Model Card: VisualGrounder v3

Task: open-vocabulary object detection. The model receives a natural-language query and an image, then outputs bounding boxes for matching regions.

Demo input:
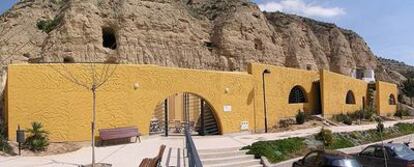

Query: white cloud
[258,0,345,18]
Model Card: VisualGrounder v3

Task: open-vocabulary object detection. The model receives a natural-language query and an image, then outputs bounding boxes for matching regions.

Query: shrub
[296,111,306,125]
[333,113,352,125]
[348,108,376,120]
[24,122,49,152]
[315,128,333,146]
[279,118,295,128]
[0,121,12,153]
[333,113,347,122]
[343,116,353,125]
[394,109,409,119]
[242,137,305,163]
[36,16,62,33]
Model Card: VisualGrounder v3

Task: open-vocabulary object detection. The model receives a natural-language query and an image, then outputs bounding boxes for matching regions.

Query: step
[205,127,218,132]
[199,150,247,159]
[163,147,183,167]
[203,159,261,167]
[202,155,255,165]
[198,147,242,153]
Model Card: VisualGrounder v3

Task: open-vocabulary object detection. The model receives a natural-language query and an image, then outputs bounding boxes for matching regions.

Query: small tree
[48,24,120,167]
[402,78,414,106]
[24,122,49,152]
[315,128,333,147]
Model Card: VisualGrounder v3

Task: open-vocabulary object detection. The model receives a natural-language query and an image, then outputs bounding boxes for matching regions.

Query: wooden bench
[139,145,166,167]
[99,127,141,145]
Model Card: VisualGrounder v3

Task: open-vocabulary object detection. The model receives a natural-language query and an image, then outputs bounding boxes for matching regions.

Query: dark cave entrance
[102,27,117,50]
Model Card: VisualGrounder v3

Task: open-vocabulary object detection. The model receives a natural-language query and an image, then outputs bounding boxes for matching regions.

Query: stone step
[198,147,242,154]
[163,147,183,167]
[202,154,255,165]
[203,159,262,167]
[199,150,248,159]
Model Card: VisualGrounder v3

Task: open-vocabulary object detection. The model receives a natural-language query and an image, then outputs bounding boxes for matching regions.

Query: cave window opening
[102,27,117,50]
[63,56,75,63]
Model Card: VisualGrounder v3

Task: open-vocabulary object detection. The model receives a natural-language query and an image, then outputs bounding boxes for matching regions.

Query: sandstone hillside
[0,0,406,84]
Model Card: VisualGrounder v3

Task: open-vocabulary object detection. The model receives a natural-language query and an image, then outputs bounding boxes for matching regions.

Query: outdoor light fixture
[16,125,25,156]
[133,82,140,89]
[225,88,230,94]
[262,69,271,133]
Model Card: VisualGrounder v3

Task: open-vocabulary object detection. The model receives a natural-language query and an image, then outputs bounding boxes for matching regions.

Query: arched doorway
[149,93,220,136]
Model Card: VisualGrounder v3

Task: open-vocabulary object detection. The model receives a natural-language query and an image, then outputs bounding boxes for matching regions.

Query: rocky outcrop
[377,56,414,83]
[0,0,396,79]
[0,0,60,63]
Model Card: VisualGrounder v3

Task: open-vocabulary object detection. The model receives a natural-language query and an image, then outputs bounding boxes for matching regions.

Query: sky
[1,0,413,65]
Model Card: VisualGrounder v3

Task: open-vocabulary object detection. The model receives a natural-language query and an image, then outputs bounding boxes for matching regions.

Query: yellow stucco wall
[376,81,398,116]
[6,63,399,142]
[321,70,368,118]
[7,64,255,142]
[248,63,321,130]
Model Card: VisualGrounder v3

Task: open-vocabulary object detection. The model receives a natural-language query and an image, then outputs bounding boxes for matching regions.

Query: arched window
[389,94,396,105]
[289,86,307,103]
[346,90,356,104]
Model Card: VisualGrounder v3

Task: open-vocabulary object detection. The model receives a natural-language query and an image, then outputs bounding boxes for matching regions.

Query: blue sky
[1,0,413,65]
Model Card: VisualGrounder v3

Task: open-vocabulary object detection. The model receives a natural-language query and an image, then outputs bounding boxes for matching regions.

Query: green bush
[36,16,61,33]
[333,113,347,122]
[24,122,49,152]
[343,116,353,125]
[242,137,305,163]
[348,108,376,120]
[0,121,12,153]
[333,113,352,125]
[296,111,305,125]
[394,109,409,118]
[315,128,333,146]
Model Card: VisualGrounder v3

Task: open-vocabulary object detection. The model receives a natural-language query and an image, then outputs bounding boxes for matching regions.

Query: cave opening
[63,56,75,63]
[102,27,117,50]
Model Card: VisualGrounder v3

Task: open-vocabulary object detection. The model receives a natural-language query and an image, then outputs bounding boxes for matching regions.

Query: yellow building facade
[5,63,398,142]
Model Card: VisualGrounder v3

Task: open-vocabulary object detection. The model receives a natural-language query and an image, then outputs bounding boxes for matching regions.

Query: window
[102,27,117,50]
[389,94,396,105]
[374,147,386,158]
[303,152,320,165]
[289,85,307,103]
[346,90,356,104]
[360,146,376,157]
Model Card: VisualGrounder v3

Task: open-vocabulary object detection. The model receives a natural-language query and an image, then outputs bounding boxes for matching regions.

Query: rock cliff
[0,0,401,81]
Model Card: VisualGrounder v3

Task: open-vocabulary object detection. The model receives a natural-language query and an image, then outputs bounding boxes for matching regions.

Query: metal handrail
[185,123,203,167]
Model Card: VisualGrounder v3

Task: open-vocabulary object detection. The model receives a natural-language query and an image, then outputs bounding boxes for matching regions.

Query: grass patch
[243,123,414,164]
[242,137,305,163]
[328,135,355,149]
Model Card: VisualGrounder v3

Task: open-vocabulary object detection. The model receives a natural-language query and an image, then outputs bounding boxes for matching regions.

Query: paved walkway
[1,119,413,167]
